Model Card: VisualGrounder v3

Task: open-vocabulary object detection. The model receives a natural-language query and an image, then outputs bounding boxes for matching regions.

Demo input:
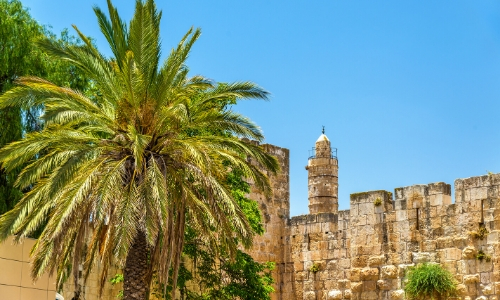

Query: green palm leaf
[0,0,278,299]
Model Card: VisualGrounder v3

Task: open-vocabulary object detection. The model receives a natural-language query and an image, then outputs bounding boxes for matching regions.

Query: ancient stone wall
[267,173,500,300]
[243,139,500,299]
[289,212,348,300]
[246,143,291,300]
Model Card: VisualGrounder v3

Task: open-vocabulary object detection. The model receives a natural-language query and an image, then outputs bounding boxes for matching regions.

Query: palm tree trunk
[123,231,150,300]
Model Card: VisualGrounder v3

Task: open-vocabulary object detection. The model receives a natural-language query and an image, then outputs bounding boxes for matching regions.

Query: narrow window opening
[481,199,485,223]
[416,208,420,230]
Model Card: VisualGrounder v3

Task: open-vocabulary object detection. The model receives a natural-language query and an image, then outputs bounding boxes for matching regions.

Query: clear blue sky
[21,0,500,217]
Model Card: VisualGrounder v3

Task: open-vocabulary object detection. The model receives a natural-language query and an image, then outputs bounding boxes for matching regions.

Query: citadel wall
[245,143,293,300]
[283,176,500,300]
[248,138,500,300]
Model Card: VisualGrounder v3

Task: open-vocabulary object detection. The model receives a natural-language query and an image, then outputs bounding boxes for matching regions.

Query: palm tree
[0,1,279,299]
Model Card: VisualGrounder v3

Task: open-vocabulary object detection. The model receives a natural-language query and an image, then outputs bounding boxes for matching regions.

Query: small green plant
[470,225,489,240]
[404,263,457,300]
[374,197,382,206]
[476,250,491,262]
[309,263,321,273]
[109,273,124,298]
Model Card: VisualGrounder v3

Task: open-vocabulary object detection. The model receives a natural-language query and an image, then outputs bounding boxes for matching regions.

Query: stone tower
[306,129,338,214]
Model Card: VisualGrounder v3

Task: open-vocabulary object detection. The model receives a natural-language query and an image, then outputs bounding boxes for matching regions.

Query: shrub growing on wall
[404,263,457,300]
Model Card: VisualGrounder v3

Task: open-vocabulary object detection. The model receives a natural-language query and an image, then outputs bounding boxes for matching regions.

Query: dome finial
[322,125,325,134]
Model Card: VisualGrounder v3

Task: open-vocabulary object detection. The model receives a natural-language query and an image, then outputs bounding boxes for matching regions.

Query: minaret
[306,127,339,214]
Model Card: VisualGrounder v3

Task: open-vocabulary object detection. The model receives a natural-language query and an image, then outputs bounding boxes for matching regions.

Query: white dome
[316,133,329,142]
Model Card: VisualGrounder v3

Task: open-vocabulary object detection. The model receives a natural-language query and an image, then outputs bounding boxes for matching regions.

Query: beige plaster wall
[0,236,57,300]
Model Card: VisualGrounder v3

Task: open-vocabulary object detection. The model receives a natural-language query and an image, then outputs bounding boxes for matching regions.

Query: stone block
[470,187,488,200]
[422,241,437,252]
[360,268,379,281]
[482,284,494,295]
[362,280,377,291]
[303,291,316,300]
[398,264,413,278]
[487,231,499,244]
[463,274,480,284]
[303,280,314,291]
[339,259,351,269]
[480,272,491,283]
[436,237,453,249]
[295,261,304,271]
[359,202,375,215]
[351,282,363,292]
[368,255,385,267]
[452,236,467,248]
[395,210,407,221]
[456,284,467,296]
[338,279,350,289]
[343,289,352,299]
[445,248,462,260]
[326,260,337,270]
[314,280,324,290]
[492,271,500,282]
[327,290,342,300]
[459,259,476,274]
[351,256,368,268]
[381,265,398,279]
[478,260,493,273]
[389,290,405,300]
[430,217,442,229]
[350,268,361,282]
[377,279,391,290]
[324,279,339,290]
[296,271,306,281]
[366,214,377,225]
[412,252,431,264]
[360,291,378,300]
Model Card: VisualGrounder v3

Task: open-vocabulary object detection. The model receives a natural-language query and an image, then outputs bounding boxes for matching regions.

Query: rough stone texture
[246,143,292,300]
[246,136,500,300]
[328,290,343,299]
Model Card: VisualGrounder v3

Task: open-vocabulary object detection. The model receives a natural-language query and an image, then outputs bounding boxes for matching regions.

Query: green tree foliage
[170,246,275,300]
[167,167,272,300]
[404,263,457,300]
[225,165,264,235]
[0,1,278,300]
[0,0,91,215]
[0,0,37,215]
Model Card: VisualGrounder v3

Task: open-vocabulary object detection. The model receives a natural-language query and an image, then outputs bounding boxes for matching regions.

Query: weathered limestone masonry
[245,143,292,300]
[248,133,500,300]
